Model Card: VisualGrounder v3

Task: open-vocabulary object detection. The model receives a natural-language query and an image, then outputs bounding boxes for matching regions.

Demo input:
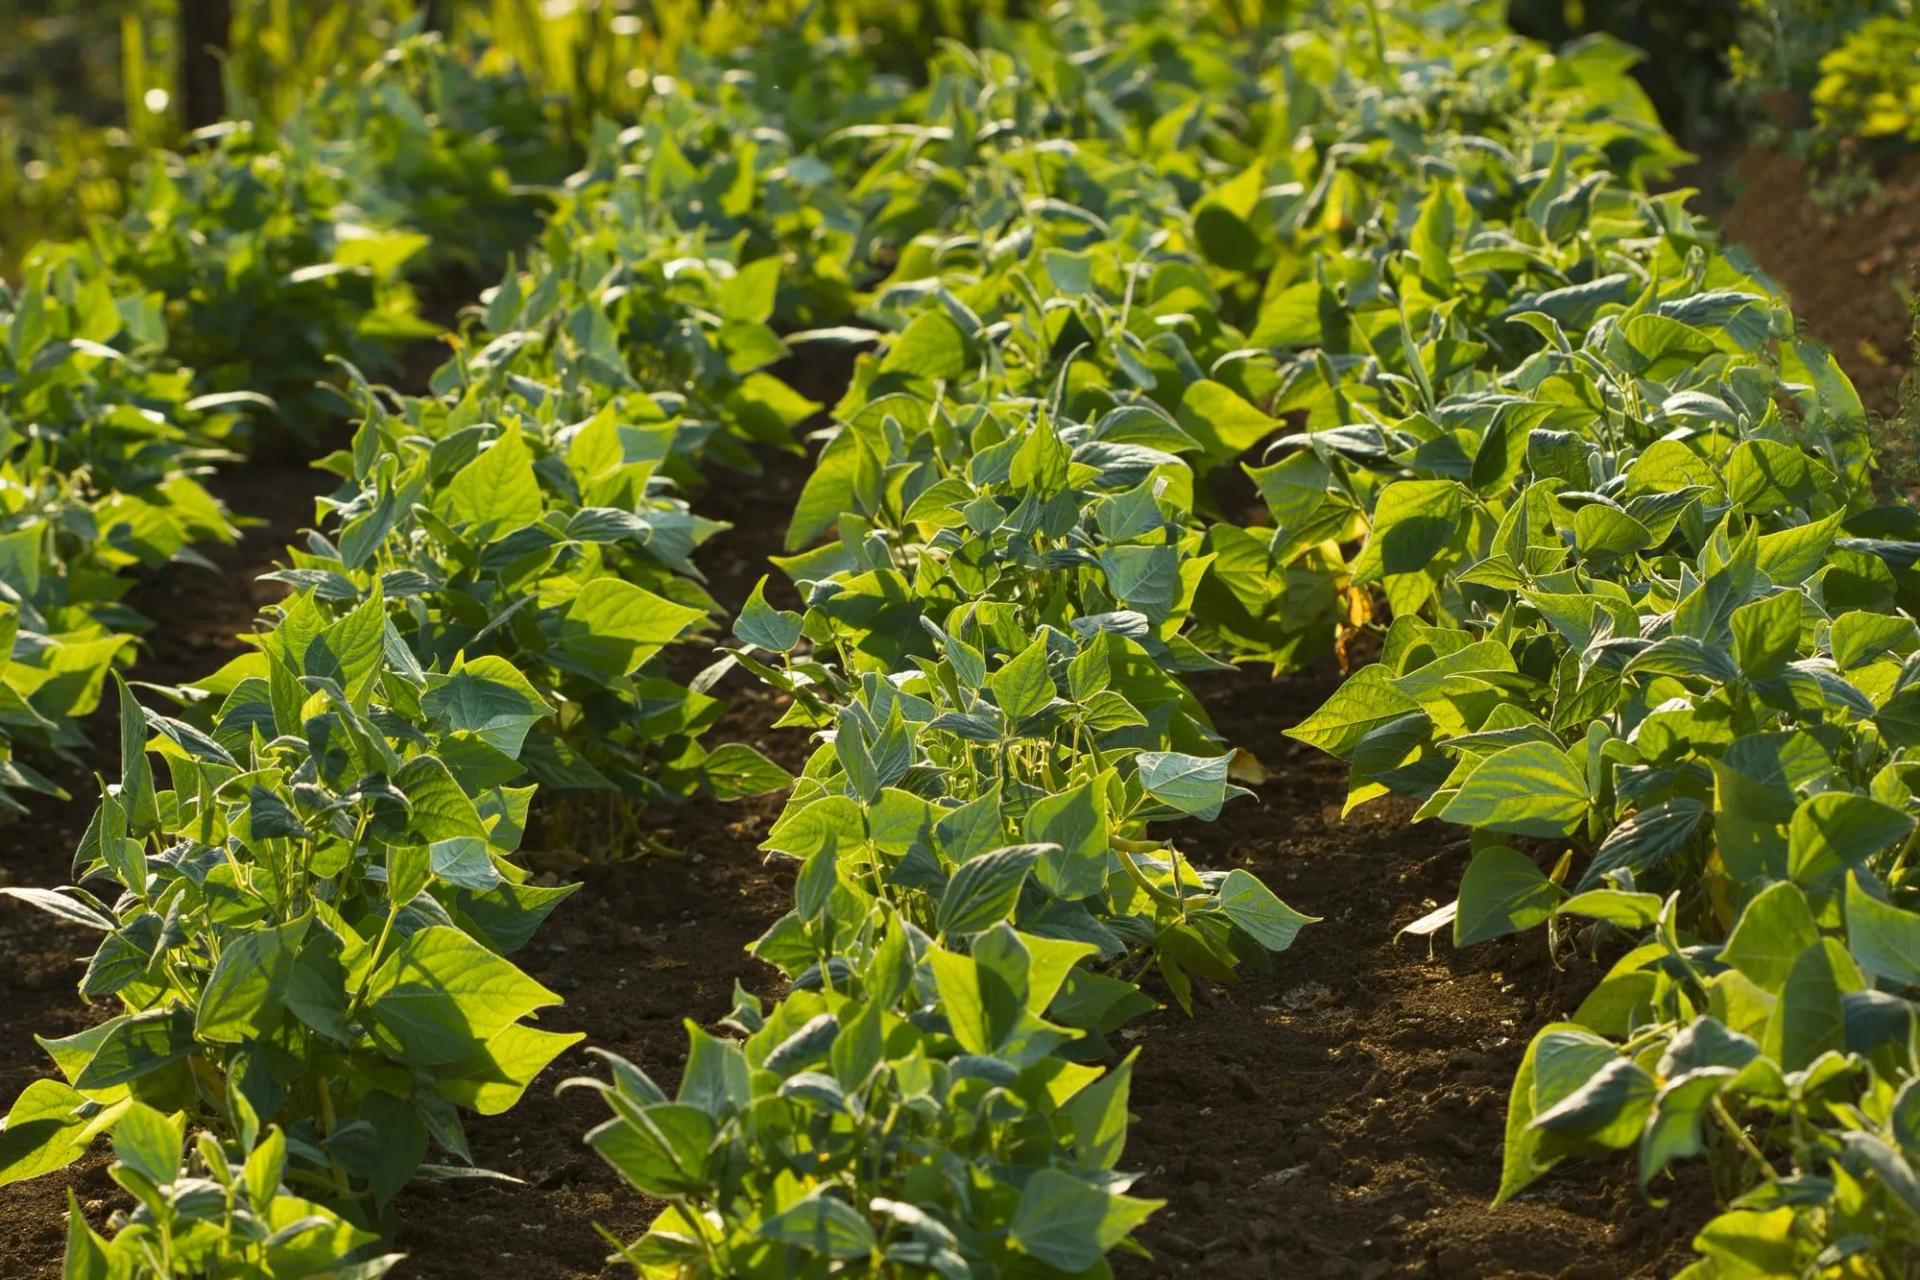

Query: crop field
[2,1,1920,1277]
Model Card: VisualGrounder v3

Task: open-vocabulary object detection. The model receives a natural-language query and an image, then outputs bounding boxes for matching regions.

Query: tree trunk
[179,0,233,129]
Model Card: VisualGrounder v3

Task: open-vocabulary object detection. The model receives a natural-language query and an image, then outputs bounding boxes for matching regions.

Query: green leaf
[1137,751,1234,820]
[1043,248,1094,296]
[67,1008,197,1090]
[1571,503,1651,561]
[1351,480,1464,585]
[447,424,543,531]
[0,886,115,932]
[1725,438,1832,514]
[1440,741,1589,838]
[701,743,793,800]
[935,788,1004,863]
[879,311,967,380]
[114,676,157,835]
[365,926,560,1067]
[1530,1056,1656,1148]
[1495,1024,1608,1204]
[110,1102,182,1187]
[1215,869,1316,951]
[989,634,1054,724]
[1009,423,1070,496]
[248,784,304,840]
[1691,1208,1800,1275]
[559,579,706,679]
[834,710,882,803]
[388,842,431,906]
[0,1080,95,1186]
[759,1189,878,1260]
[1722,881,1819,993]
[1832,610,1916,669]
[1454,846,1562,946]
[1024,782,1107,902]
[429,837,503,892]
[1287,666,1421,759]
[1062,1050,1138,1170]
[328,582,388,712]
[1578,798,1704,891]
[1009,1169,1159,1272]
[1638,1069,1734,1191]
[437,1022,582,1116]
[1756,512,1842,584]
[62,1190,109,1278]
[928,945,1015,1056]
[936,844,1043,937]
[1177,380,1279,460]
[1846,872,1920,987]
[395,754,489,843]
[1556,889,1663,930]
[678,1024,752,1119]
[586,1101,714,1197]
[1730,590,1801,679]
[1787,791,1915,892]
[1765,938,1853,1071]
[197,915,311,1044]
[421,656,553,757]
[715,255,781,324]
[734,576,804,652]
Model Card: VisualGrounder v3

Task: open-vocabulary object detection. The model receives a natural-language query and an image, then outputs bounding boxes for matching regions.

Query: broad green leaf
[734,576,804,652]
[197,915,311,1044]
[1730,590,1801,678]
[879,311,967,380]
[0,1080,94,1186]
[1177,380,1279,460]
[1286,667,1422,759]
[1530,1056,1656,1148]
[1787,791,1914,891]
[66,1008,197,1090]
[1638,1069,1734,1189]
[586,1101,714,1197]
[1722,881,1820,993]
[1062,1050,1138,1170]
[1846,872,1920,987]
[421,656,553,756]
[447,424,543,531]
[760,1190,878,1260]
[1764,938,1854,1071]
[365,926,560,1067]
[702,743,793,800]
[429,837,503,891]
[1009,1169,1159,1272]
[989,635,1054,724]
[1024,782,1107,902]
[1137,751,1234,820]
[560,579,706,679]
[1440,741,1588,838]
[110,1102,183,1187]
[1454,846,1561,946]
[1215,869,1315,951]
[1725,438,1832,514]
[437,1023,582,1116]
[936,844,1043,937]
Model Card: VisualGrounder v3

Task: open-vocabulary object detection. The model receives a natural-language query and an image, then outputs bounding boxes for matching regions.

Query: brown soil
[3,149,1904,1280]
